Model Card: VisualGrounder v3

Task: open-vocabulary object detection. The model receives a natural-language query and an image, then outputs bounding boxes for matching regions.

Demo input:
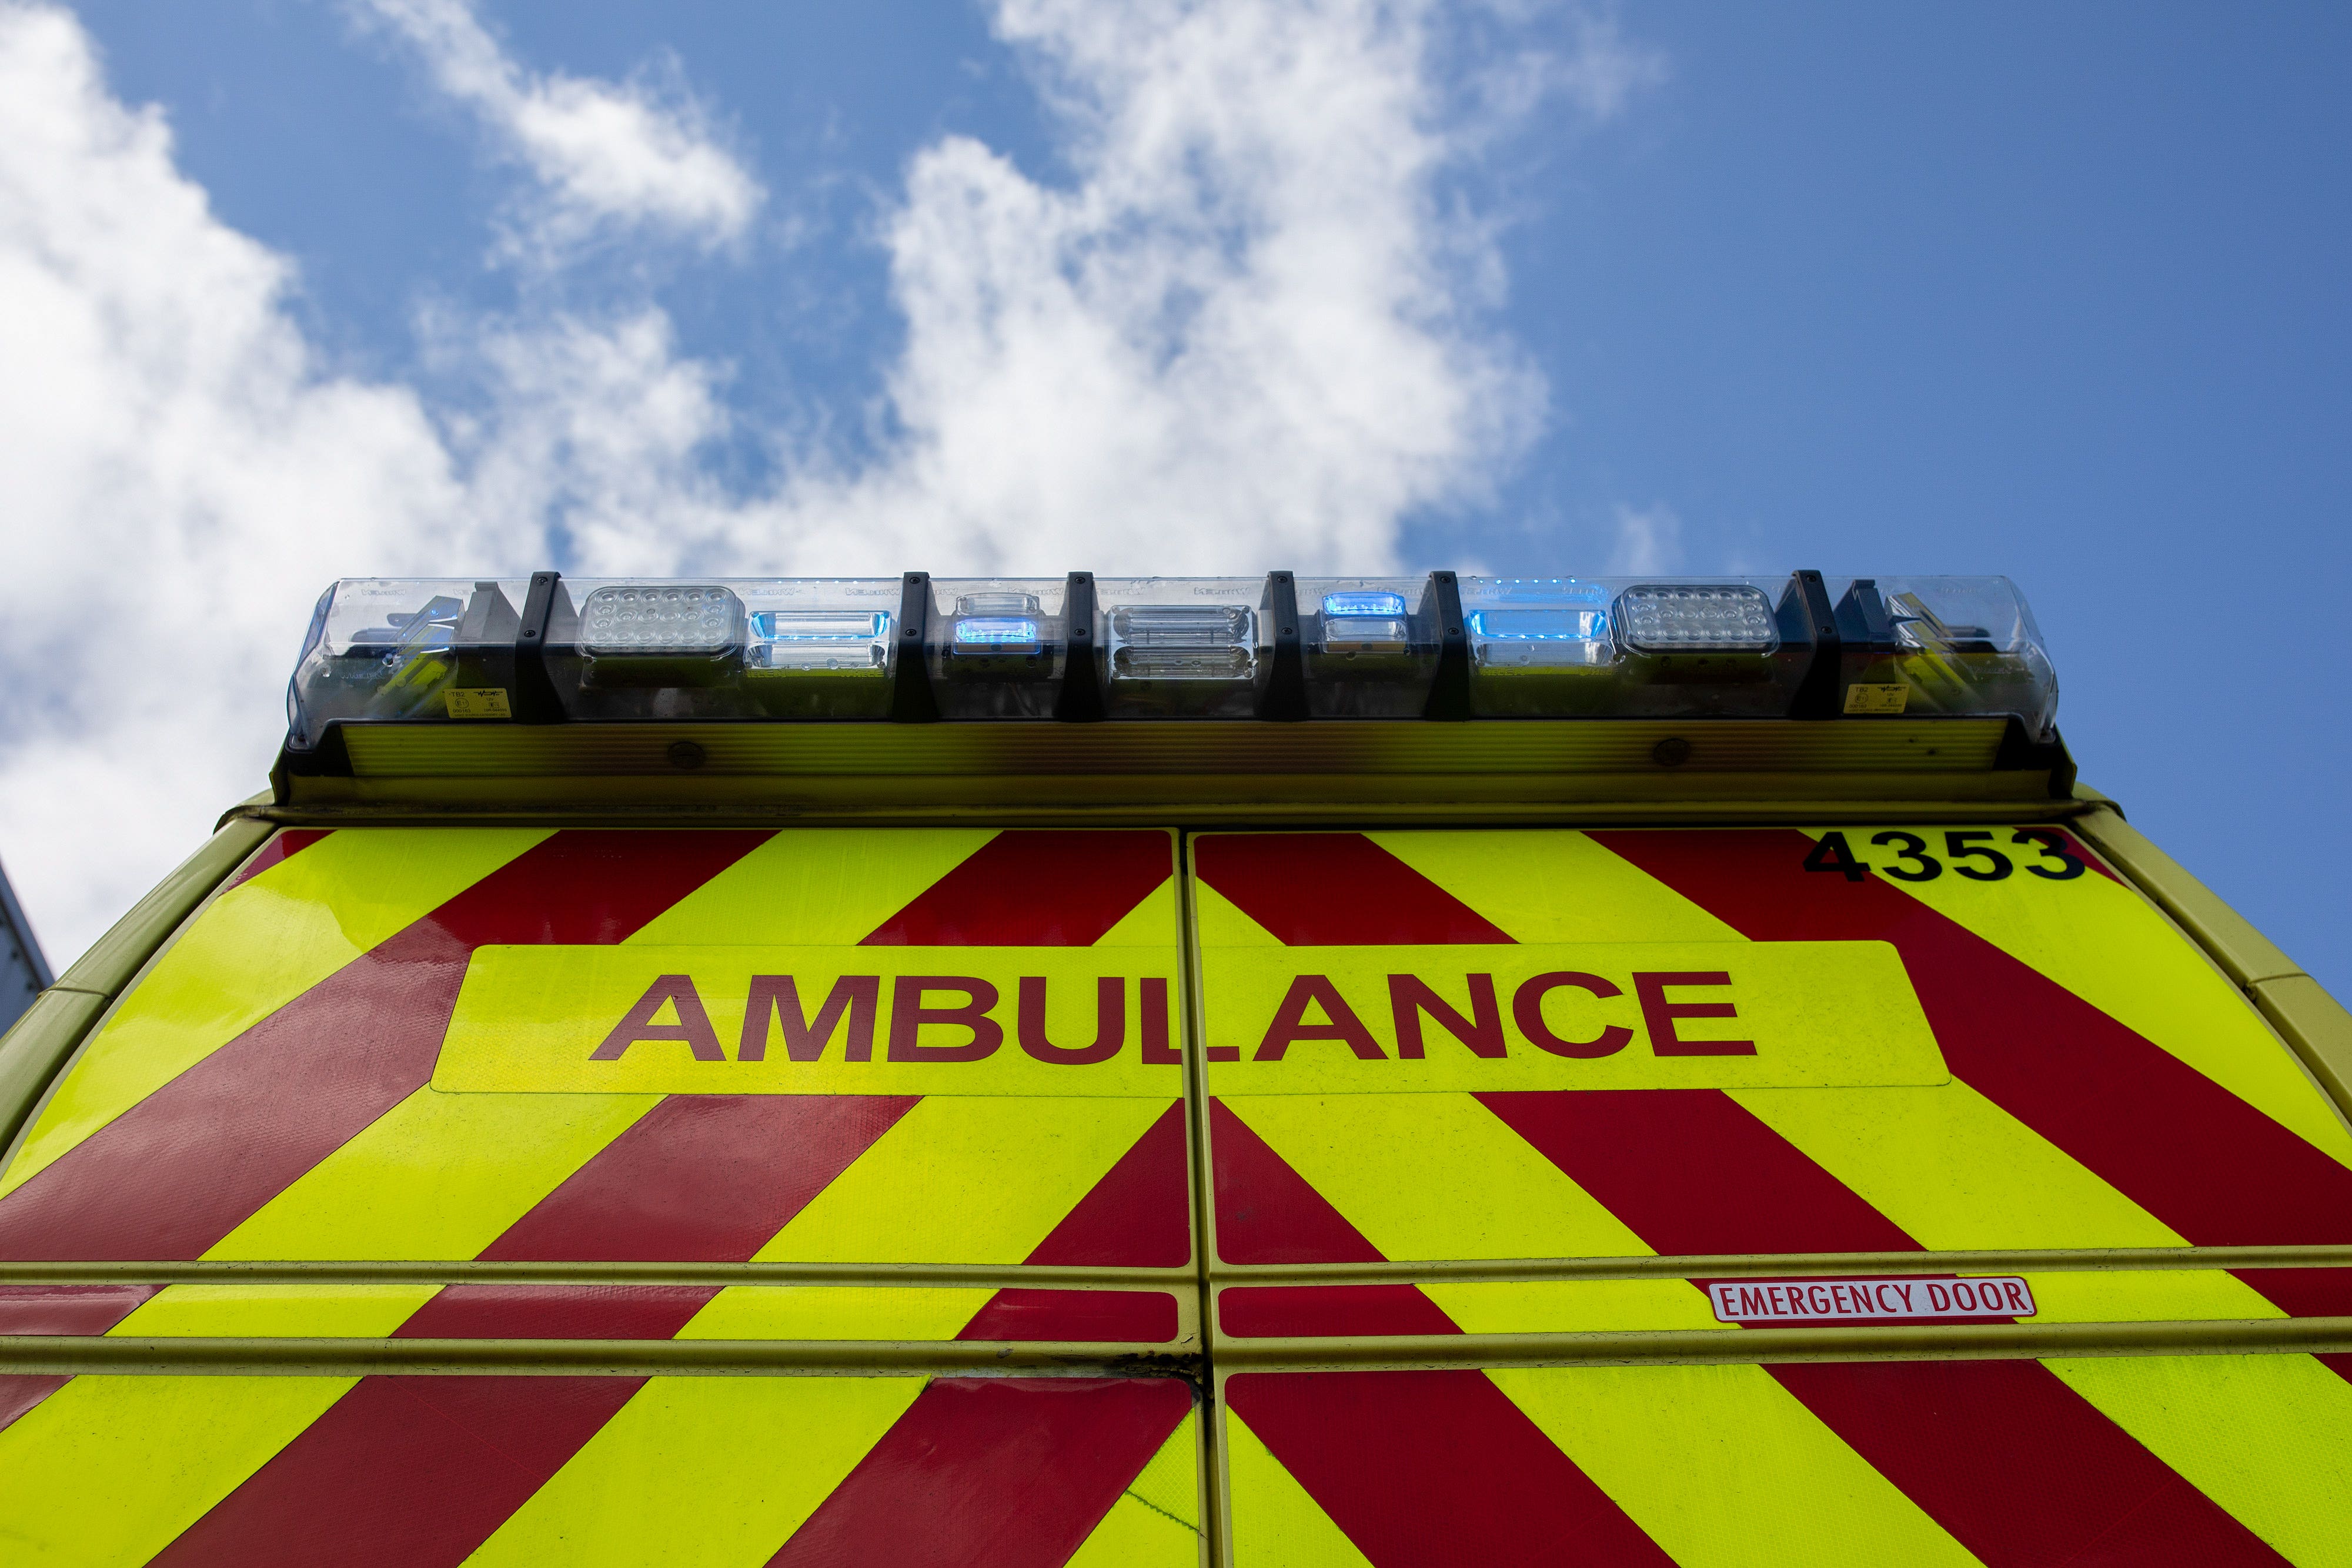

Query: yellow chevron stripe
[0,1375,358,1563]
[109,1283,439,1338]
[1491,1363,1984,1567]
[2024,1269,2284,1324]
[1825,828,2352,1171]
[1,828,549,1201]
[1191,879,1282,948]
[1065,1410,1202,1567]
[1373,829,1743,944]
[1222,1092,1652,1261]
[1422,1278,1730,1335]
[1730,1081,2186,1249]
[460,1375,926,1567]
[1223,1406,1375,1568]
[677,1286,991,1342]
[753,1095,1173,1265]
[2046,1353,2352,1567]
[1094,875,1185,948]
[624,828,995,946]
[205,1088,658,1261]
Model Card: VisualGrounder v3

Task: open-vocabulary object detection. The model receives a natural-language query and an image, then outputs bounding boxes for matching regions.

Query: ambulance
[1,569,2347,1565]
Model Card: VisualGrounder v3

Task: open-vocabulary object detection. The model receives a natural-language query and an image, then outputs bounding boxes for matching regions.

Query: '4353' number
[1803,829,2086,884]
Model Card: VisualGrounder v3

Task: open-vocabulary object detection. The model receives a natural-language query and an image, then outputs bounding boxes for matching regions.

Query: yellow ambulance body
[1,569,2347,1564]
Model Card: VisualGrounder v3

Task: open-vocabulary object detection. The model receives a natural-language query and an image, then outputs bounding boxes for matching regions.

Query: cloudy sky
[2,1,2347,991]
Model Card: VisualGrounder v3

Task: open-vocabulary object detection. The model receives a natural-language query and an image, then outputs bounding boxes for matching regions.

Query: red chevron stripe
[0,831,769,1263]
[862,831,1173,945]
[148,1375,645,1568]
[955,1289,1180,1343]
[2232,1268,2352,1385]
[767,1376,1193,1568]
[0,1375,66,1436]
[0,1283,157,1334]
[1590,828,2352,1247]
[1220,1285,1458,1338]
[1019,1098,1190,1268]
[225,828,332,891]
[0,1286,153,1432]
[1478,1088,1922,1256]
[1228,1369,1672,1567]
[1211,1098,1384,1266]
[1770,1359,2288,1567]
[480,1094,919,1263]
[1192,834,1512,944]
[393,1285,719,1340]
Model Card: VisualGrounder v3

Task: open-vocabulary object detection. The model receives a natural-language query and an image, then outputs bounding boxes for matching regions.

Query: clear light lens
[1469,609,1608,642]
[1322,590,1406,617]
[1887,593,1997,653]
[347,594,462,660]
[954,616,1041,648]
[1108,605,1255,680]
[1615,584,1778,653]
[747,611,890,672]
[582,585,741,654]
[957,591,1041,617]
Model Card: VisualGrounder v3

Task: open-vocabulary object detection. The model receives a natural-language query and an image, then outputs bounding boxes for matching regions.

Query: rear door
[1193,825,2352,1565]
[0,825,1207,1565]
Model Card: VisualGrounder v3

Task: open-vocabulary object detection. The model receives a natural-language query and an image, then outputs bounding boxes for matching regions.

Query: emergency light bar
[283,570,2058,747]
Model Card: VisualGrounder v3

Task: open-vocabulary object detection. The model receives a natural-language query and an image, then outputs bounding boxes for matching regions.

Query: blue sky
[3,1,2347,993]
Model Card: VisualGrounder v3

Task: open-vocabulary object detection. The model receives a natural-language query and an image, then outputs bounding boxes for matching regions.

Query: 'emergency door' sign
[1706,1275,2036,1326]
[1199,941,1947,1092]
[436,946,1183,1096]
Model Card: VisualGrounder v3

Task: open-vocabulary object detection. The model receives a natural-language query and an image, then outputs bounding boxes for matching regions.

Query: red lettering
[1738,1286,1768,1317]
[1875,1284,1900,1313]
[740,975,879,1062]
[1952,1282,1979,1312]
[592,975,724,1062]
[1633,971,1755,1057]
[1017,977,1125,1065]
[1807,1285,1832,1315]
[1829,1285,1852,1314]
[1767,1286,1788,1315]
[1511,972,1633,1059]
[1388,974,1506,1059]
[1894,1283,1914,1310]
[1140,978,1180,1065]
[1926,1283,1952,1311]
[2002,1282,2029,1313]
[1256,976,1384,1061]
[888,977,1003,1062]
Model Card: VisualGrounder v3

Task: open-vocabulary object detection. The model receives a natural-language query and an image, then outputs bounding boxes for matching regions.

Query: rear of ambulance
[0,569,2346,1566]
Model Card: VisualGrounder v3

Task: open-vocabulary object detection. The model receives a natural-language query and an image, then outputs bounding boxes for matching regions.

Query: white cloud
[0,2,507,970]
[1607,502,1683,574]
[0,0,1653,967]
[352,0,763,253]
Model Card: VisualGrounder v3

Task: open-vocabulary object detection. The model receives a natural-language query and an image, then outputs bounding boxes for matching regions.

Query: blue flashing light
[1322,590,1407,617]
[954,616,1042,647]
[1469,609,1609,643]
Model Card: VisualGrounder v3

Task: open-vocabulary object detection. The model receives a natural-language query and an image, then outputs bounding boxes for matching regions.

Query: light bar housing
[285,570,2058,746]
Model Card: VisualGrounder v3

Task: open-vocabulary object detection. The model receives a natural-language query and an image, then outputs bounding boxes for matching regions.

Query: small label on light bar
[1706,1276,2034,1326]
[1843,683,1910,714]
[444,687,512,720]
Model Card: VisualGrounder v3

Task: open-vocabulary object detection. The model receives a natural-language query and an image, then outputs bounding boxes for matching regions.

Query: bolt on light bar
[284,570,2057,744]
